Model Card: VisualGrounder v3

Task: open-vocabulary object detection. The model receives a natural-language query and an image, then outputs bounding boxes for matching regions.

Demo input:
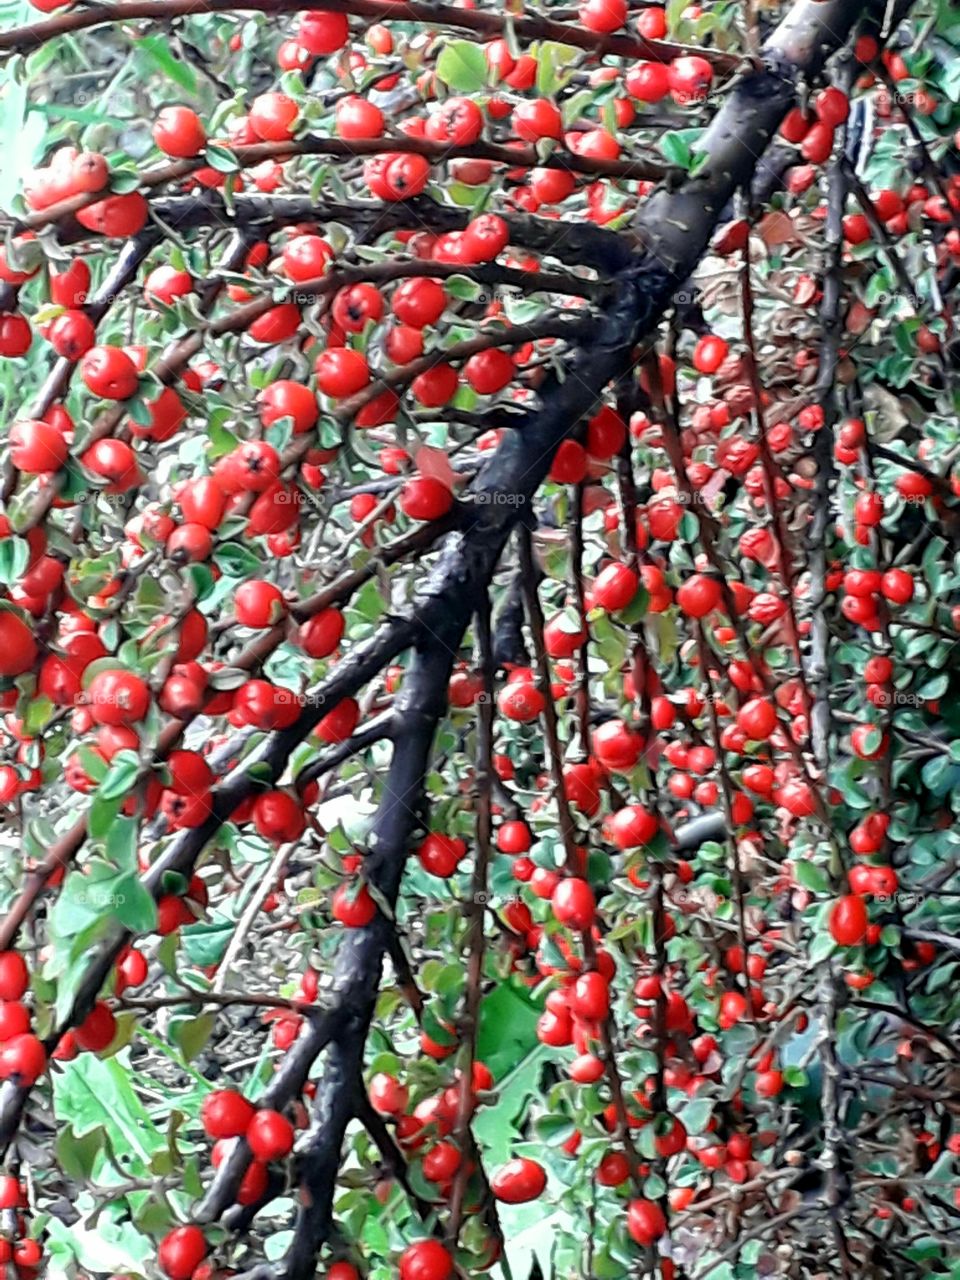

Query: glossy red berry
[627,1198,667,1245]
[247,1109,295,1161]
[249,93,299,141]
[332,882,377,927]
[75,1000,116,1052]
[829,894,869,946]
[154,105,206,157]
[692,334,729,374]
[158,1226,208,1280]
[399,476,454,521]
[491,1156,547,1203]
[551,877,595,930]
[81,345,139,400]
[398,1240,453,1280]
[315,348,370,398]
[0,1033,46,1085]
[0,953,29,1002]
[235,580,286,628]
[593,562,639,611]
[676,574,722,618]
[201,1089,256,1139]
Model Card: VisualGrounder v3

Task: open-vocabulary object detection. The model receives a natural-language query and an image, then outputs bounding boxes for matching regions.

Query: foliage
[0,0,958,1279]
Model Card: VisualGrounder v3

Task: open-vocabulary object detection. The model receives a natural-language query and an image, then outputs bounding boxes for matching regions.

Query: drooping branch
[0,0,741,69]
[0,3,898,1271]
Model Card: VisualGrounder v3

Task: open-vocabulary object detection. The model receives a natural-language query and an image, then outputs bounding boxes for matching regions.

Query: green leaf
[205,142,241,173]
[126,395,154,427]
[0,535,29,586]
[794,859,831,894]
[658,128,704,169]
[476,980,542,1078]
[23,693,54,735]
[105,816,139,871]
[182,919,234,967]
[435,41,488,93]
[99,751,141,802]
[53,1051,168,1175]
[56,1125,106,1181]
[111,873,157,934]
[137,34,197,92]
[535,42,579,96]
[473,1042,554,1166]
[89,793,123,840]
[214,542,263,578]
[679,1096,714,1135]
[172,1013,215,1060]
[615,587,650,626]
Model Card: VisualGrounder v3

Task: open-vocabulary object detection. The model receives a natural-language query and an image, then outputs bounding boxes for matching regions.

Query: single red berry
[247,1109,295,1161]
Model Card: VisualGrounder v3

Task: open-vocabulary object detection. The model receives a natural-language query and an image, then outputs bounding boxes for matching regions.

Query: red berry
[0,1033,46,1085]
[332,882,377,927]
[0,612,37,677]
[315,348,370,398]
[158,1226,207,1280]
[579,0,627,33]
[0,953,29,1002]
[627,1198,666,1245]
[398,1240,453,1280]
[491,1156,547,1203]
[815,86,849,127]
[464,348,514,395]
[692,334,729,374]
[201,1089,256,1139]
[392,278,446,328]
[235,580,286,628]
[247,1109,295,1161]
[259,380,318,434]
[496,821,532,854]
[626,61,670,103]
[569,970,610,1021]
[153,106,206,158]
[399,476,454,521]
[551,877,595,930]
[369,1072,409,1116]
[418,832,466,877]
[426,96,484,145]
[249,93,299,141]
[608,804,658,850]
[593,562,639,612]
[880,568,914,605]
[676,574,722,618]
[75,1000,116,1052]
[87,668,151,727]
[336,95,385,139]
[283,234,333,282]
[668,55,712,104]
[829,894,869,946]
[736,697,777,741]
[81,345,139,400]
[298,9,349,53]
[497,680,544,723]
[512,100,562,143]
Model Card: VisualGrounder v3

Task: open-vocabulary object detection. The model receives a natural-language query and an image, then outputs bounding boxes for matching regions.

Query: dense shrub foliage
[0,0,958,1277]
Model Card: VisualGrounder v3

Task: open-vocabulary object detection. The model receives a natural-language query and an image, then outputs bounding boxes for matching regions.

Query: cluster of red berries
[0,1175,42,1279]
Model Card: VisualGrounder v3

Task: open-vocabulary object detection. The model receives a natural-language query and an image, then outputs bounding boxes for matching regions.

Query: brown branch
[446,598,501,1249]
[0,0,741,70]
